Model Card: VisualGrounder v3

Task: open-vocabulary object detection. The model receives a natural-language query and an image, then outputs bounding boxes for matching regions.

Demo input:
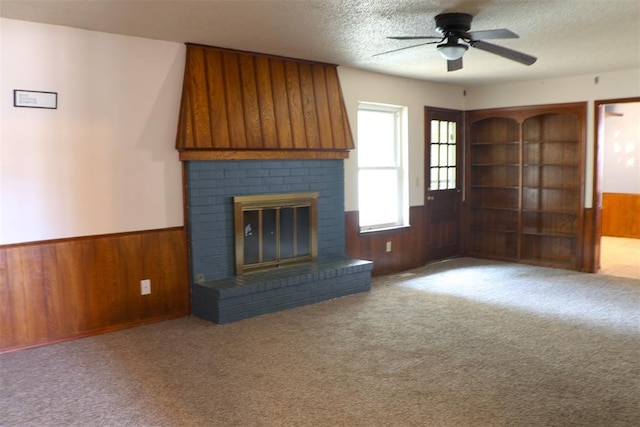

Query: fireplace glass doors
[234,193,318,274]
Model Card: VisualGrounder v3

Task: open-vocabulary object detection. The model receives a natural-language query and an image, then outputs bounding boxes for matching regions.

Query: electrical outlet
[140,279,151,295]
[386,241,392,252]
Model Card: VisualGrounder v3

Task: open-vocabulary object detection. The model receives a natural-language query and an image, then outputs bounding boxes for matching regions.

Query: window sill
[359,224,411,235]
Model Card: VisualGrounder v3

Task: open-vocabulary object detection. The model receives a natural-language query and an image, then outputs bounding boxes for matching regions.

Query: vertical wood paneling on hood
[176,44,354,160]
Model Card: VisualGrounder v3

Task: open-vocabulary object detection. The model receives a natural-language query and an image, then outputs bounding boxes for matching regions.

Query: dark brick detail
[191,258,373,324]
[186,160,346,281]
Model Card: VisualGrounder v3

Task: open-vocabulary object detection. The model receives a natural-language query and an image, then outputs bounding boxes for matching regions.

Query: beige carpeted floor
[1,257,639,426]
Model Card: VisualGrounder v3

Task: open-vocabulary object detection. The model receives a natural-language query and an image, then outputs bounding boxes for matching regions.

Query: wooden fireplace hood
[176,44,354,161]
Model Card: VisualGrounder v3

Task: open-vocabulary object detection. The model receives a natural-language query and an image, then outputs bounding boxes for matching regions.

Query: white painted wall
[602,102,640,194]
[338,66,465,211]
[0,19,186,244]
[464,68,640,207]
[2,18,638,244]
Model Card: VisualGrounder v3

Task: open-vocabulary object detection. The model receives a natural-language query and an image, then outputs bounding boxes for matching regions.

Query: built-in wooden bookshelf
[469,117,520,259]
[466,103,586,270]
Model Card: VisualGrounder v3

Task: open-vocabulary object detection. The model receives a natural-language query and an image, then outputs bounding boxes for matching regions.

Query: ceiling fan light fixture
[437,41,468,60]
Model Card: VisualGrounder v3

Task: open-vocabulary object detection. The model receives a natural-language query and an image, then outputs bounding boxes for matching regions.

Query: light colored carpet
[1,257,639,426]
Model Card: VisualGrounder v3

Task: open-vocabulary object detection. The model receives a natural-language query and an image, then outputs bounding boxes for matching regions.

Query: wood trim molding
[582,207,598,273]
[0,226,186,249]
[179,149,350,161]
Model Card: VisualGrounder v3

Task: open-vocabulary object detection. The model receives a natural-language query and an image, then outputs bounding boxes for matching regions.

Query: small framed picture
[14,90,58,109]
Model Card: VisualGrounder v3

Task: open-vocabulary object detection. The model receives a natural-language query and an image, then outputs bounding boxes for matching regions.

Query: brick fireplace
[186,159,372,323]
[176,45,372,323]
[187,159,348,280]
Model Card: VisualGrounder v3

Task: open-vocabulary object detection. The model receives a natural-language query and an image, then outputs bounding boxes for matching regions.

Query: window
[357,102,408,231]
[429,119,457,190]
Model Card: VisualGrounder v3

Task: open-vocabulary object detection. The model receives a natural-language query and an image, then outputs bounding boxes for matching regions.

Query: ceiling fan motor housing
[435,13,473,35]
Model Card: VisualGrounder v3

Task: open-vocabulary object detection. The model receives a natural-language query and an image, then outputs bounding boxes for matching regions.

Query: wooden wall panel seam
[239,54,263,148]
[206,49,231,148]
[311,64,333,149]
[189,47,212,148]
[255,56,278,149]
[269,58,293,149]
[324,67,343,149]
[286,61,307,148]
[222,51,248,148]
[298,62,320,148]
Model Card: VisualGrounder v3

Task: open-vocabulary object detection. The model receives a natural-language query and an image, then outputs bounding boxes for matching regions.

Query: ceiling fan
[377,12,537,72]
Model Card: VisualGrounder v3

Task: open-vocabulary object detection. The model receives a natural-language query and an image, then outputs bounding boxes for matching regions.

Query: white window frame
[357,102,409,232]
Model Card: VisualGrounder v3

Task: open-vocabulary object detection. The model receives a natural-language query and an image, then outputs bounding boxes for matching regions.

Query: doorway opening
[594,98,640,280]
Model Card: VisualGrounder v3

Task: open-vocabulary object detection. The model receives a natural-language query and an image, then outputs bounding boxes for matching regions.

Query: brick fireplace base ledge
[191,258,373,324]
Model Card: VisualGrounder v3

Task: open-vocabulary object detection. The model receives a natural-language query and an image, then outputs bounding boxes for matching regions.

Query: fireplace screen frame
[233,192,318,275]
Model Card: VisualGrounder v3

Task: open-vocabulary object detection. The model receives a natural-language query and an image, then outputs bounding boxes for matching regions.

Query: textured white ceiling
[1,0,639,86]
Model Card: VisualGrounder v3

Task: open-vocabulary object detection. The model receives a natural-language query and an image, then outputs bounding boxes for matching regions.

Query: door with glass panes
[425,107,463,261]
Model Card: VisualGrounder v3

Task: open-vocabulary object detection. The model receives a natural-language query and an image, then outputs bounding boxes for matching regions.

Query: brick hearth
[185,159,372,323]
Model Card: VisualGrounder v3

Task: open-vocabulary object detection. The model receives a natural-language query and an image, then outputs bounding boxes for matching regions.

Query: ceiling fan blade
[448,58,463,72]
[388,35,442,40]
[467,29,518,40]
[373,41,440,57]
[471,40,537,65]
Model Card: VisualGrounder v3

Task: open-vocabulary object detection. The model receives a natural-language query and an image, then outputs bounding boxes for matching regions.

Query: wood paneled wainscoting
[602,193,640,238]
[0,227,190,353]
[345,207,426,276]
